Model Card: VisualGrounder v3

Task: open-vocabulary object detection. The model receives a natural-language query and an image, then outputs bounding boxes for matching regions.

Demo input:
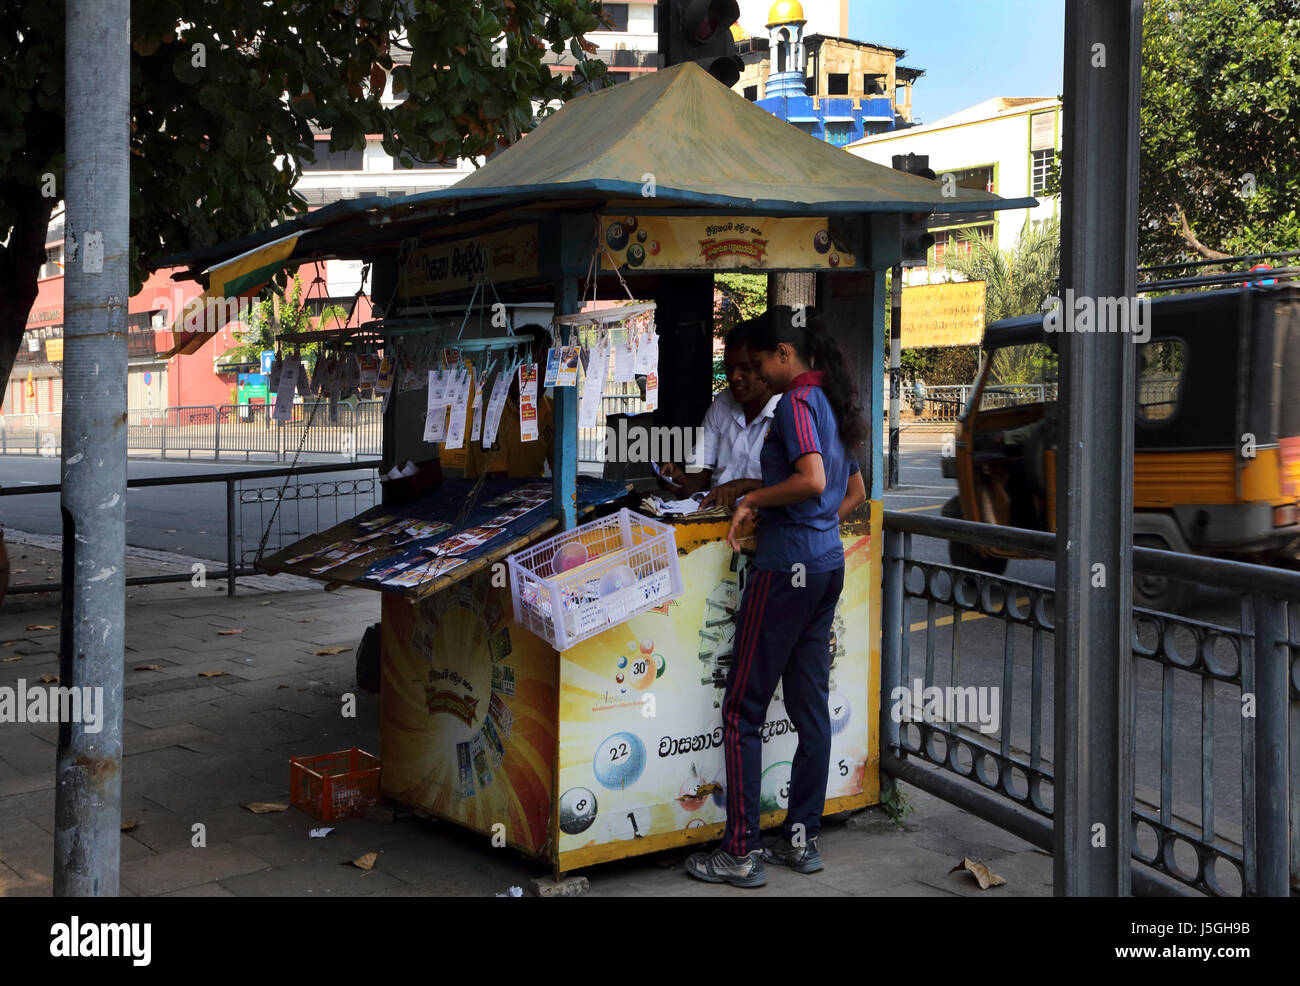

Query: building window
[863,73,886,95]
[932,225,994,261]
[827,73,849,95]
[302,139,364,172]
[825,121,853,145]
[1031,148,1053,195]
[599,3,629,32]
[804,76,816,96]
[744,85,758,101]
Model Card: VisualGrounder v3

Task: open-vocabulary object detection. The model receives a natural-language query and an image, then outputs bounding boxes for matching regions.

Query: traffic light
[892,153,936,268]
[659,0,744,88]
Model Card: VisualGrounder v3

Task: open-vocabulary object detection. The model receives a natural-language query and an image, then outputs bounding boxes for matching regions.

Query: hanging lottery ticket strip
[551,301,658,436]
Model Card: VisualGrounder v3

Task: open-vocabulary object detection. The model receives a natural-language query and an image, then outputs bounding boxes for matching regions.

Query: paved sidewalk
[0,567,1052,898]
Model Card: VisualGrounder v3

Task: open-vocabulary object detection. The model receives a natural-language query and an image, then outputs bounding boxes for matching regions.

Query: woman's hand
[727,498,757,552]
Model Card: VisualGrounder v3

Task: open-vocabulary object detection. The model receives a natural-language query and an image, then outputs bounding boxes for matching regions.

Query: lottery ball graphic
[813,229,831,254]
[759,761,793,813]
[628,653,655,691]
[828,691,851,735]
[640,639,654,654]
[617,655,628,669]
[594,732,647,790]
[624,216,638,233]
[828,253,840,267]
[615,672,624,684]
[626,244,646,267]
[626,640,637,652]
[637,230,648,243]
[606,222,629,251]
[655,654,666,679]
[559,787,598,835]
[647,240,660,256]
[679,776,707,812]
[599,564,637,597]
[710,768,727,808]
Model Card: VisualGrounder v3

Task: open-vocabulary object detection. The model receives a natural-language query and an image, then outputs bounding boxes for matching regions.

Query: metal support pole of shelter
[553,276,579,529]
[1053,0,1143,896]
[888,264,902,489]
[54,0,130,897]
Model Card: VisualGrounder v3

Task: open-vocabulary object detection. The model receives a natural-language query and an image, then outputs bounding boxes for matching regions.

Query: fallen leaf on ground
[12,568,26,574]
[198,671,227,678]
[298,619,316,623]
[134,665,165,672]
[2,656,22,663]
[276,685,290,689]
[39,673,58,684]
[314,646,349,655]
[1,641,15,647]
[243,802,289,814]
[120,820,139,832]
[348,852,378,871]
[217,629,244,636]
[949,858,1006,890]
[25,624,55,631]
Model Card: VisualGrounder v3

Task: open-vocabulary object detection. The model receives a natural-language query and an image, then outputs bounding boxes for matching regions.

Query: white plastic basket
[507,508,683,650]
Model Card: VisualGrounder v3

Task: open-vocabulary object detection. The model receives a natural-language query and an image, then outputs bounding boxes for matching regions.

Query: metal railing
[2,461,381,597]
[578,389,648,468]
[2,402,384,460]
[881,509,1298,897]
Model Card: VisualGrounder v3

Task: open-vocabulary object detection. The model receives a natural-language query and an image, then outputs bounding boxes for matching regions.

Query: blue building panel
[756,91,900,147]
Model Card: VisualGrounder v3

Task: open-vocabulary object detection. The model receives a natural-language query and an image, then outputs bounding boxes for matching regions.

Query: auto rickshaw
[940,274,1300,610]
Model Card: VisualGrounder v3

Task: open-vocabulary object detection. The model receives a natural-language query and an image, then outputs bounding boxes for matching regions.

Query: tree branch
[1173,202,1231,260]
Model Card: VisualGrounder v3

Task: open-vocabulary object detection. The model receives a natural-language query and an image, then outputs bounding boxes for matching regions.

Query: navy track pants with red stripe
[720,564,845,856]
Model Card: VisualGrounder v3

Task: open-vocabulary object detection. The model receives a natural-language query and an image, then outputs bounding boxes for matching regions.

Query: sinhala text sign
[901,280,986,348]
[599,216,858,271]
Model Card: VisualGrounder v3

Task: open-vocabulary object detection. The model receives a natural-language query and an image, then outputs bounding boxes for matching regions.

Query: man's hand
[701,478,762,510]
[727,499,758,552]
[656,462,685,492]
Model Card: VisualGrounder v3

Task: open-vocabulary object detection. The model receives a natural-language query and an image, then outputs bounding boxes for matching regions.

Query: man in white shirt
[658,323,780,509]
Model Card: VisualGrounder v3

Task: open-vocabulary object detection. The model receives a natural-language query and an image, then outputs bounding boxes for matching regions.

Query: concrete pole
[888,264,902,489]
[1053,0,1143,896]
[55,0,130,896]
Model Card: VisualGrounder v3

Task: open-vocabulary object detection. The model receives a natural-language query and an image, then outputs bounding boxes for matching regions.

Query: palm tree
[940,218,1061,385]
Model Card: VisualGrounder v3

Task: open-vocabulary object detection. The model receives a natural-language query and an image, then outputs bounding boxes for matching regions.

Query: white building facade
[847,96,1062,280]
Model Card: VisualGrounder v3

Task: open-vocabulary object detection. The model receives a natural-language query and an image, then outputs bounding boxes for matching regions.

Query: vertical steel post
[55,0,130,897]
[888,265,902,489]
[1053,0,1144,896]
[553,276,578,529]
[881,526,905,765]
[1251,591,1289,895]
[227,480,238,598]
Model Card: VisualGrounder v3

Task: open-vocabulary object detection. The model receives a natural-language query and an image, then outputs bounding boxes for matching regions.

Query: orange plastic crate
[290,747,381,822]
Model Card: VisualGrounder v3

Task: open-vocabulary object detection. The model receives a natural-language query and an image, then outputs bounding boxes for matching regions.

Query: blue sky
[847,1,1065,123]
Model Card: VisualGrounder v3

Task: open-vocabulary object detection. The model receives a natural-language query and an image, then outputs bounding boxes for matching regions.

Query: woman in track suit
[685,308,867,888]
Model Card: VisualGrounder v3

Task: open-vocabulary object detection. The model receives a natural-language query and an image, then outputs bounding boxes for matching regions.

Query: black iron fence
[2,461,381,597]
[1,401,384,461]
[881,509,1298,897]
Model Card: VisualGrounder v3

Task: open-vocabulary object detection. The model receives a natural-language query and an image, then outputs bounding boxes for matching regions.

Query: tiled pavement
[0,565,1052,898]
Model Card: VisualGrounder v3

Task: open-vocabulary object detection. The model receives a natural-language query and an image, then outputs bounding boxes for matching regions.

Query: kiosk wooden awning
[156,62,1035,281]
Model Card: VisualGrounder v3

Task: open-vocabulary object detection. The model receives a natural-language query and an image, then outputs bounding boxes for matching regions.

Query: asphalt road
[0,453,376,561]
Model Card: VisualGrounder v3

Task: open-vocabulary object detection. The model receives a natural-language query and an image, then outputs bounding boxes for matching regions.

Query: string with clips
[378,269,538,586]
[254,257,372,565]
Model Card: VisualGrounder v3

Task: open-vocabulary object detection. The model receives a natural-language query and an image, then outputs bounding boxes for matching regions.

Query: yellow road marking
[898,503,943,512]
[908,596,1032,633]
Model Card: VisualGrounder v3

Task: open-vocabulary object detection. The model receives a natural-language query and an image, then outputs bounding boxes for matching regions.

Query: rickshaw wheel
[1133,534,1190,614]
[942,497,1009,575]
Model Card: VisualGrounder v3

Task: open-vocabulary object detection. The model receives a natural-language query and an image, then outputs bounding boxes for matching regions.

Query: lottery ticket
[489,626,512,663]
[489,692,514,738]
[470,733,493,790]
[456,741,476,798]
[543,347,561,388]
[491,663,516,697]
[518,363,539,442]
[481,717,505,766]
[482,370,511,448]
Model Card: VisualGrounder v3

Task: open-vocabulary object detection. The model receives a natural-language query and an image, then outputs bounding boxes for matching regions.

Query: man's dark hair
[723,321,751,350]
